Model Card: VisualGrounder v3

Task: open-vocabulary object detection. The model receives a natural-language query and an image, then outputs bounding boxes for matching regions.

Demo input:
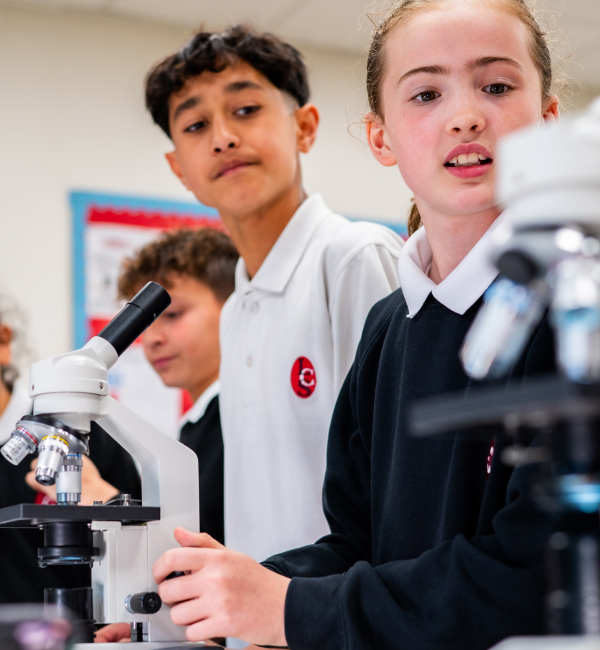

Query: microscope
[412,98,600,649]
[0,282,212,648]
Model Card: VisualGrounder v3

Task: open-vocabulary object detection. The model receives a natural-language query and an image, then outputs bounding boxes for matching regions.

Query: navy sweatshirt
[263,288,556,650]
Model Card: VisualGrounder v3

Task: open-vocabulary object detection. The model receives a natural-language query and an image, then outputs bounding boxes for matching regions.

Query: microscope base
[490,636,600,649]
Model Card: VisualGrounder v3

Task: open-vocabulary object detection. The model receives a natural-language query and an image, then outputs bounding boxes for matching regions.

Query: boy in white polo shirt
[144,25,403,565]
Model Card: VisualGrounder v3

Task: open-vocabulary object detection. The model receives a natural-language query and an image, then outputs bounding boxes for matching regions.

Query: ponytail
[407,199,422,237]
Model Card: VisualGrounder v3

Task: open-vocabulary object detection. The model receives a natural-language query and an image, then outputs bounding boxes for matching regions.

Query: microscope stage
[0,503,160,528]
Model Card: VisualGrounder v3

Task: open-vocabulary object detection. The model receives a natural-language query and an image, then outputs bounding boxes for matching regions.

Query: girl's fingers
[158,571,213,605]
[184,618,223,644]
[169,595,210,627]
[153,547,214,584]
[174,527,224,550]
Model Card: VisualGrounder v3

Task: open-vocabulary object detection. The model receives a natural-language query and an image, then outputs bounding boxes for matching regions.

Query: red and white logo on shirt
[291,357,317,398]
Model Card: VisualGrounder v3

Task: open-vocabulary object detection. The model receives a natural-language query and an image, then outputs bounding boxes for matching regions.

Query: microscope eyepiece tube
[97,282,171,357]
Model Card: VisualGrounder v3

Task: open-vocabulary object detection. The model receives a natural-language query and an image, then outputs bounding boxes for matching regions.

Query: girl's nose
[447,102,486,135]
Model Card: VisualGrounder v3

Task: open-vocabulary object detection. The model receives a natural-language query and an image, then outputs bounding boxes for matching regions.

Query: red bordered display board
[71,191,221,438]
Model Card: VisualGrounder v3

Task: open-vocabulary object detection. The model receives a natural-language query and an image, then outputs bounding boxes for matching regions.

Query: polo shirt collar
[399,213,508,318]
[234,194,330,295]
[178,379,220,429]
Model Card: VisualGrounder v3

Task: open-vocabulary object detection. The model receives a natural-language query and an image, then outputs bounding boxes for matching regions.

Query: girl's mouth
[444,153,492,168]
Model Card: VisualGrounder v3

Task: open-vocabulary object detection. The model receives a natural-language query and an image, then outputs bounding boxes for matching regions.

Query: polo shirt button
[246,356,253,367]
[249,302,259,314]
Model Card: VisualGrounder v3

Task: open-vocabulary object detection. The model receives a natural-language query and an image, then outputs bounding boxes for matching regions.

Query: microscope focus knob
[125,591,162,615]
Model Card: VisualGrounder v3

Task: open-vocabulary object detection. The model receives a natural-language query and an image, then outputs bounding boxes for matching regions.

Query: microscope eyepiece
[97,281,171,357]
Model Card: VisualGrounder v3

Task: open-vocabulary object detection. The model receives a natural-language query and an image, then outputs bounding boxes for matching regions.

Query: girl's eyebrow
[467,56,523,72]
[397,65,449,86]
[397,56,523,87]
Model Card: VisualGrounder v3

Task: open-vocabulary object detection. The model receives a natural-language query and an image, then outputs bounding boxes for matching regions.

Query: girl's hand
[154,528,290,646]
[26,456,120,505]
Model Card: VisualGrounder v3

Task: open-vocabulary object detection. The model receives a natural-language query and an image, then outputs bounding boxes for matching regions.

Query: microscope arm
[92,396,199,641]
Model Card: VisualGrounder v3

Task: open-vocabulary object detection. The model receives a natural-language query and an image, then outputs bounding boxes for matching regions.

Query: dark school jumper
[263,288,556,650]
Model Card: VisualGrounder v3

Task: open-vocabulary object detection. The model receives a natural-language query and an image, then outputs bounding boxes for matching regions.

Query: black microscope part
[38,522,99,568]
[127,591,162,615]
[98,281,171,357]
[45,586,94,643]
[497,249,540,285]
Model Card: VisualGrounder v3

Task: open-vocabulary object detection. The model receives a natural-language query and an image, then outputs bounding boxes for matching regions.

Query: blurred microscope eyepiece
[462,225,600,383]
[460,277,546,381]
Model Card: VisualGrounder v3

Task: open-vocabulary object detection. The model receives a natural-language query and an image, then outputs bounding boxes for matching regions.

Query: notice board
[71,191,221,439]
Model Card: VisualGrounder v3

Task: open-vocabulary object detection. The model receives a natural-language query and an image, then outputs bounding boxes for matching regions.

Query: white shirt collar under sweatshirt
[399,213,508,318]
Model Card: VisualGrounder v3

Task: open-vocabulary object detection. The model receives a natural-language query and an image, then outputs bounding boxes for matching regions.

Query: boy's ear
[165,151,190,190]
[365,114,397,167]
[295,104,319,154]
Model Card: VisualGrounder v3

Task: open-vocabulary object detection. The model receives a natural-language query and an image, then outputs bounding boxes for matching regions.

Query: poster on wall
[71,191,221,439]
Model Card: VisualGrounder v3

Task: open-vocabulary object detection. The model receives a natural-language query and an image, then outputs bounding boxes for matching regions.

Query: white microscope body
[0,283,205,648]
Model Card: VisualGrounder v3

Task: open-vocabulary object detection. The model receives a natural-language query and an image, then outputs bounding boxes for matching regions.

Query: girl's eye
[236,105,261,117]
[412,90,440,104]
[484,83,511,96]
[184,120,207,133]
[165,311,181,320]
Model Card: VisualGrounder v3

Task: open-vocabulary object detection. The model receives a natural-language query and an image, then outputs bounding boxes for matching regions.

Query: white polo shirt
[220,194,403,562]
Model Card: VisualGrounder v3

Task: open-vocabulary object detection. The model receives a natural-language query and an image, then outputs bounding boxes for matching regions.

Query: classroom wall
[0,4,413,364]
[1,3,599,367]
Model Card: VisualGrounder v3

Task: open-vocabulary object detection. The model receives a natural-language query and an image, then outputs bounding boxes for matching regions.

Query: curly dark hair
[145,24,310,138]
[118,227,239,303]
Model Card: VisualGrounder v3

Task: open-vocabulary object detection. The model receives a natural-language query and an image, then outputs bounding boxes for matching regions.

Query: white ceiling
[4,0,600,88]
